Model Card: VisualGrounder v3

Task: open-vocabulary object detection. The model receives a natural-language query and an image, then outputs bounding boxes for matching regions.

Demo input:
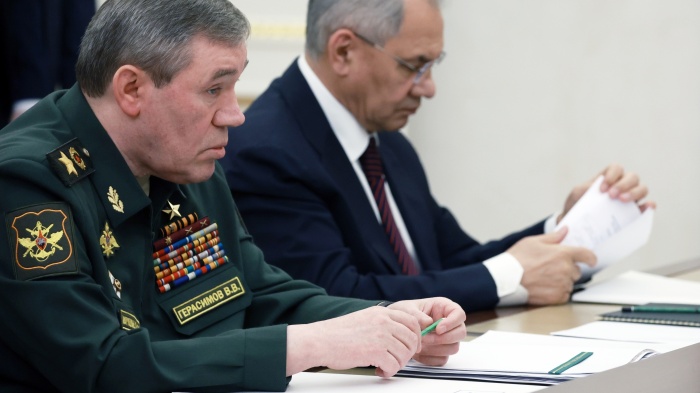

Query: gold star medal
[100,222,120,257]
[162,200,181,220]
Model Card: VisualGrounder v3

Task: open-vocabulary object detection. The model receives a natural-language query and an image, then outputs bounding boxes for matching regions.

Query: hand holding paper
[556,175,654,281]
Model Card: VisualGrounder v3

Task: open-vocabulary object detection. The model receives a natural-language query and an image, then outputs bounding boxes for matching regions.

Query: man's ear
[111,65,147,117]
[326,28,359,76]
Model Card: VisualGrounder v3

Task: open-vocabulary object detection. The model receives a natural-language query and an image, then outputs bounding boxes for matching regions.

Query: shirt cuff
[497,285,529,307]
[482,252,524,298]
[544,211,561,234]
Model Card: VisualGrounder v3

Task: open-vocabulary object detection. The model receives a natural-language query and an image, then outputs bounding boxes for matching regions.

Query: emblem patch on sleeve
[6,202,79,281]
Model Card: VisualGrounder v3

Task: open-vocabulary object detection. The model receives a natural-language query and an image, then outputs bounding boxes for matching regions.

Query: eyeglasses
[353,31,446,85]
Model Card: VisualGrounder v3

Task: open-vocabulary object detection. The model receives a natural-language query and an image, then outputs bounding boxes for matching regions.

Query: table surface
[465,257,700,335]
[317,257,700,384]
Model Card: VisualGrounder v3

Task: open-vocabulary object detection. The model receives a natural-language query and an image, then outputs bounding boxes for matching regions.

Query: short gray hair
[305,0,441,59]
[76,0,250,97]
[305,0,404,59]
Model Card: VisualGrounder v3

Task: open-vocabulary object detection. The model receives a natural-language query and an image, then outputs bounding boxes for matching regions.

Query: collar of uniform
[148,176,185,216]
[56,84,151,227]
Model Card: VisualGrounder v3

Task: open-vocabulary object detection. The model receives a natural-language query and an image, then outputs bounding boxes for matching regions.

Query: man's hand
[286,306,421,377]
[508,227,596,305]
[559,164,656,224]
[388,297,467,368]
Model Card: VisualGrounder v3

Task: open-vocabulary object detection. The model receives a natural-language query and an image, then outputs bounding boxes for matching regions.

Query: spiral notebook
[600,303,700,327]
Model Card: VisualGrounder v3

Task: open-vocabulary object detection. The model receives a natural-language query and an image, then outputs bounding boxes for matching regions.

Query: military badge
[69,147,87,170]
[6,202,78,281]
[152,221,228,294]
[46,138,94,187]
[107,186,124,213]
[100,222,120,257]
[119,309,140,331]
[109,270,122,299]
[58,152,78,176]
[162,200,181,220]
[159,212,198,238]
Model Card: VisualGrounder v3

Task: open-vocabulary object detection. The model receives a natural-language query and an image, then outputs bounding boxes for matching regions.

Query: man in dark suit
[2,0,95,124]
[221,0,654,311]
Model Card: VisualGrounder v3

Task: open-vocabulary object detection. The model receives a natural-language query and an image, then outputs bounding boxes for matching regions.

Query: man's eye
[207,88,221,95]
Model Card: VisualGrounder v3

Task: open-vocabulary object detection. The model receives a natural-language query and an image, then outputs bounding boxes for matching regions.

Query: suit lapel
[276,62,402,274]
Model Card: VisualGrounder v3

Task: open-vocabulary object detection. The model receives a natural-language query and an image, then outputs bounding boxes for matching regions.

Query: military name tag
[120,310,141,331]
[6,202,79,281]
[172,277,245,325]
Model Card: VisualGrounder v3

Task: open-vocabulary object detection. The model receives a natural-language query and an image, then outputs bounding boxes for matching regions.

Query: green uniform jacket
[0,85,375,392]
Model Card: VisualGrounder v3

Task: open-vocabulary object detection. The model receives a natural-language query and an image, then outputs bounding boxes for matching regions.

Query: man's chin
[168,166,217,185]
[382,116,411,132]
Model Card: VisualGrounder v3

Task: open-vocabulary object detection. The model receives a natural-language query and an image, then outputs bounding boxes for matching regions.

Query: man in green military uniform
[0,0,466,392]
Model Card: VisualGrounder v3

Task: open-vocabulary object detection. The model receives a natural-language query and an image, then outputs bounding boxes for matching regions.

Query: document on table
[233,371,544,393]
[398,330,679,386]
[555,175,654,281]
[552,321,700,344]
[571,270,700,305]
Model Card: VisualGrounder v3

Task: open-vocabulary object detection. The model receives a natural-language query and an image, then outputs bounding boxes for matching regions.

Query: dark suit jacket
[222,60,545,311]
[1,0,94,127]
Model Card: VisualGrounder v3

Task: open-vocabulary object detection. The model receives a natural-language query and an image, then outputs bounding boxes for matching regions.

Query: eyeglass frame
[352,31,446,85]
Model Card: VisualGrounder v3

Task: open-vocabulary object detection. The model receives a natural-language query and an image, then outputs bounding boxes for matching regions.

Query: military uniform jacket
[0,85,374,393]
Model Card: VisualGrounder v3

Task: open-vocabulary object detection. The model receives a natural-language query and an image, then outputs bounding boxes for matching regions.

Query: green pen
[421,318,443,336]
[549,351,594,375]
[622,305,700,313]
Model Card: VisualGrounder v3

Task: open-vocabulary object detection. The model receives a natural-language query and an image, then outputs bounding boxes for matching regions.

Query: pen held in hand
[421,318,443,336]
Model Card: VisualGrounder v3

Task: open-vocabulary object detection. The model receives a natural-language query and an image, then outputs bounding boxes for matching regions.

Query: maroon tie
[359,138,418,275]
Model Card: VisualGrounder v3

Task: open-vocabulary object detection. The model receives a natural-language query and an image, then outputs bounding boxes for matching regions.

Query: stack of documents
[233,371,545,393]
[572,270,700,305]
[398,331,685,385]
[552,321,700,344]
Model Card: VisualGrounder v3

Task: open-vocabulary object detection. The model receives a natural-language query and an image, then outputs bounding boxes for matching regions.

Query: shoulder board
[46,138,95,187]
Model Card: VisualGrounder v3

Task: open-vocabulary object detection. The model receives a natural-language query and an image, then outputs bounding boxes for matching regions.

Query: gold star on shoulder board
[58,151,78,176]
[162,200,181,220]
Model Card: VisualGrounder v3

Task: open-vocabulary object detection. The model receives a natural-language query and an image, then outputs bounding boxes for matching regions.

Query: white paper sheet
[571,270,700,305]
[555,175,654,281]
[552,321,700,344]
[398,331,681,385]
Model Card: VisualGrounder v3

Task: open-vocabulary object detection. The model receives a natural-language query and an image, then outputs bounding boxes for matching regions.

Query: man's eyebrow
[211,60,249,81]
